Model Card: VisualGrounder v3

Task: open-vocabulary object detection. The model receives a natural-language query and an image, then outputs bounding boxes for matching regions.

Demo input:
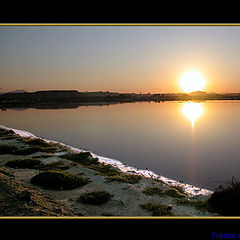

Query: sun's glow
[182,102,204,127]
[180,71,206,93]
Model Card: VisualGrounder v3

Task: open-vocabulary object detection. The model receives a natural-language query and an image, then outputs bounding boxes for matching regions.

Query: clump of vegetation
[41,161,70,170]
[61,151,141,184]
[1,135,18,140]
[164,187,187,198]
[0,128,22,141]
[20,138,68,152]
[0,145,54,156]
[5,158,44,169]
[142,186,163,196]
[78,191,113,205]
[207,177,240,216]
[14,145,59,155]
[38,146,59,153]
[0,129,14,137]
[62,152,123,178]
[89,163,120,177]
[0,144,47,156]
[13,147,42,155]
[31,170,89,190]
[61,152,99,166]
[139,202,175,216]
[171,185,186,194]
[20,138,50,147]
[39,155,52,158]
[153,178,166,185]
[107,173,142,184]
[0,145,18,155]
[176,198,212,212]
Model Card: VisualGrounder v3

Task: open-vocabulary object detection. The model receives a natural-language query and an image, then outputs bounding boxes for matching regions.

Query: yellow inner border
[0,23,240,26]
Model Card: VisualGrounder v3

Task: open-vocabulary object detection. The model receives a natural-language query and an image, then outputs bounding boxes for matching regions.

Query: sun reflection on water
[182,102,204,127]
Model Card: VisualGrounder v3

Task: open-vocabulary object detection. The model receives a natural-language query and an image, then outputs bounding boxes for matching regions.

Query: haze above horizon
[1,26,240,93]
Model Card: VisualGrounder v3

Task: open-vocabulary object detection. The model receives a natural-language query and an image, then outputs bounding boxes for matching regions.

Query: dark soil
[0,167,80,216]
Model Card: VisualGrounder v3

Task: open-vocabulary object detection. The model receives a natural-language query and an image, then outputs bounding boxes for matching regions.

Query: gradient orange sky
[1,26,240,93]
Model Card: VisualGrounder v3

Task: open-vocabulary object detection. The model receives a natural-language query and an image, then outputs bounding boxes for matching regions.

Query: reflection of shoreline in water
[0,102,123,111]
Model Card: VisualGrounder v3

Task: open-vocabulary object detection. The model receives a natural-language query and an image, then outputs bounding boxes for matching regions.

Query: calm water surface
[1,101,240,190]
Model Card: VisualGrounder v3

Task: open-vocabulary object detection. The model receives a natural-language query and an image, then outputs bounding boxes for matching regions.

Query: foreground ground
[0,127,218,217]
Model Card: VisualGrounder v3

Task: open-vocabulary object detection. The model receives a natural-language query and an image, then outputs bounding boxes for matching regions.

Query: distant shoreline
[1,90,240,110]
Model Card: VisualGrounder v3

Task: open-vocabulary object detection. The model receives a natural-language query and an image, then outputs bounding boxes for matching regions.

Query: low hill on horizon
[1,89,240,110]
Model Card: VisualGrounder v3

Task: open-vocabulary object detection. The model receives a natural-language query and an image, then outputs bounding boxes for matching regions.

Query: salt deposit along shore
[0,125,218,217]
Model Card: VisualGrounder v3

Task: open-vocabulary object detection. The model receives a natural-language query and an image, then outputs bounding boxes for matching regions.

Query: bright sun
[179,71,206,93]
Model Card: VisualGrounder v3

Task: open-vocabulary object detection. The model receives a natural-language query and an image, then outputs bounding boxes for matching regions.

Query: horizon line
[2,89,240,95]
[2,23,240,26]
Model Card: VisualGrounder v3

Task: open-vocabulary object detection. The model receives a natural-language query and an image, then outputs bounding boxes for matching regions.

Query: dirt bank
[0,127,218,217]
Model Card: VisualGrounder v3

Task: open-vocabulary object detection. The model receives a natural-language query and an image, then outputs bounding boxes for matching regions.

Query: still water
[1,101,240,190]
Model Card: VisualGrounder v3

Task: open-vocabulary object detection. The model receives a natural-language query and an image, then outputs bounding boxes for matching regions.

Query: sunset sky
[1,26,240,93]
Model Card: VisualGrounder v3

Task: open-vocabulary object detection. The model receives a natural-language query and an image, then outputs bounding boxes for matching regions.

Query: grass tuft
[139,202,175,216]
[40,161,70,170]
[164,187,187,198]
[78,191,113,205]
[14,147,43,155]
[61,152,99,166]
[0,129,14,137]
[142,186,163,196]
[31,170,89,190]
[20,138,50,147]
[0,145,18,155]
[5,158,44,169]
[207,177,240,216]
[89,163,120,177]
[171,185,186,194]
[107,173,142,184]
[176,198,212,212]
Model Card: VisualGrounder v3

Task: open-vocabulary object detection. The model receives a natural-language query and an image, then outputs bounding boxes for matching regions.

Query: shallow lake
[1,100,240,190]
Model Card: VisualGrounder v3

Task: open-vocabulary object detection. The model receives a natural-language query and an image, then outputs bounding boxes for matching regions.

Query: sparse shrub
[61,152,99,166]
[208,177,240,216]
[39,155,52,158]
[164,187,187,198]
[0,129,13,133]
[16,190,32,202]
[0,145,18,155]
[14,147,42,155]
[5,158,44,169]
[0,129,14,137]
[139,202,174,216]
[89,163,120,177]
[176,198,211,212]
[19,137,67,152]
[39,146,59,153]
[0,143,54,156]
[31,170,89,190]
[107,173,142,184]
[41,161,70,170]
[13,145,58,155]
[1,135,18,140]
[171,185,185,194]
[78,191,113,205]
[21,138,50,147]
[142,186,163,196]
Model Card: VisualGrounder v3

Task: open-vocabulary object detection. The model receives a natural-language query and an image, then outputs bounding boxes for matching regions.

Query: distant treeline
[0,90,240,110]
